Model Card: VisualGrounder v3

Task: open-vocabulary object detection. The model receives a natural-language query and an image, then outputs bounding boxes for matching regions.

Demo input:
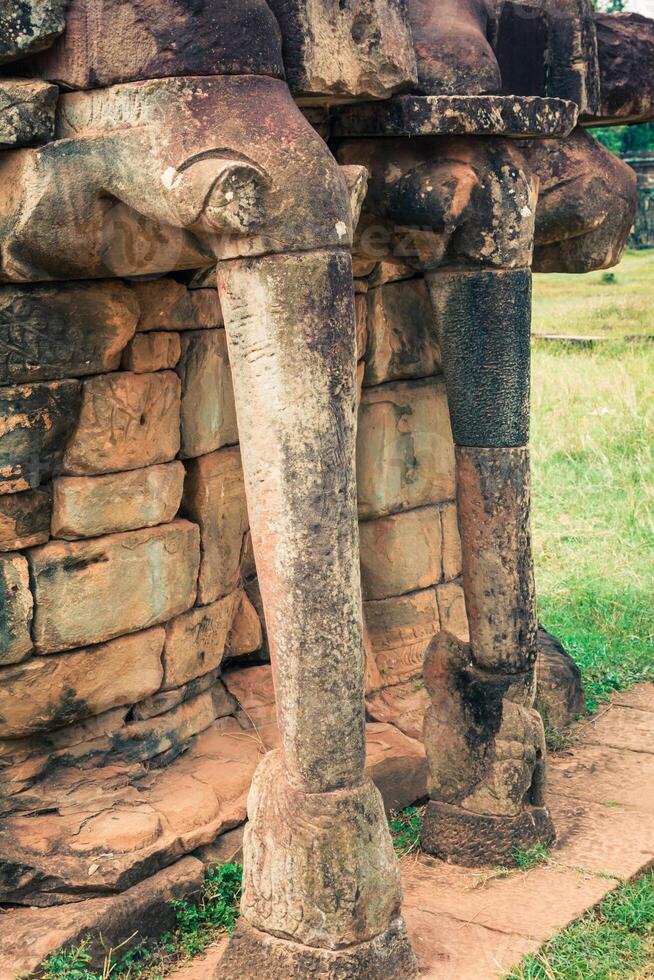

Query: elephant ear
[265,0,417,102]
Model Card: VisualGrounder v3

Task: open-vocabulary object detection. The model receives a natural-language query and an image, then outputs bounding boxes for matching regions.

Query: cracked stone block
[51,462,185,540]
[0,626,164,738]
[62,372,180,476]
[0,79,58,148]
[364,278,442,386]
[360,507,442,601]
[29,520,200,652]
[0,553,33,665]
[0,486,50,550]
[0,280,138,384]
[177,330,238,459]
[182,448,248,605]
[357,379,455,520]
[162,591,242,690]
[132,281,223,333]
[0,380,82,494]
[121,332,181,373]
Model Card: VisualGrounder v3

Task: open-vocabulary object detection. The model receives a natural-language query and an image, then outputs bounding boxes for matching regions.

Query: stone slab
[29,520,199,653]
[436,582,469,642]
[332,95,579,139]
[121,331,181,373]
[0,0,68,65]
[364,588,439,688]
[0,78,58,148]
[357,379,455,520]
[181,448,248,605]
[0,552,33,665]
[0,485,50,550]
[611,684,654,712]
[360,506,442,601]
[440,503,462,581]
[51,462,185,540]
[177,330,238,459]
[549,742,654,812]
[0,280,138,384]
[576,703,654,755]
[163,592,242,690]
[0,379,82,493]
[364,278,441,386]
[62,372,180,476]
[132,279,222,333]
[0,627,164,738]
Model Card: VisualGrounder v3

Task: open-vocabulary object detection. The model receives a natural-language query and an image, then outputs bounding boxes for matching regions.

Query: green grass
[389,805,424,858]
[530,302,654,709]
[507,872,654,979]
[532,250,654,340]
[39,863,242,980]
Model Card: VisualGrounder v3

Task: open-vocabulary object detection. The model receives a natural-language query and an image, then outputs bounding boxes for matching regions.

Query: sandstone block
[163,592,242,690]
[265,0,417,100]
[0,281,138,384]
[355,292,368,361]
[360,507,442,600]
[536,627,586,731]
[593,13,654,124]
[436,583,469,642]
[357,379,455,520]
[440,503,463,580]
[227,592,263,657]
[0,553,33,665]
[133,668,229,721]
[0,79,58,149]
[51,462,184,540]
[62,372,180,476]
[121,332,181,373]
[177,331,237,459]
[0,0,68,64]
[132,280,223,333]
[0,380,82,494]
[29,521,199,653]
[366,682,429,741]
[0,627,164,738]
[0,487,50,550]
[182,448,248,605]
[364,588,439,686]
[365,279,441,385]
[25,0,285,87]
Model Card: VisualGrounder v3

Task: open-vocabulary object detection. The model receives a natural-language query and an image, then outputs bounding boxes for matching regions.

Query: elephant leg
[216,248,417,978]
[421,265,555,866]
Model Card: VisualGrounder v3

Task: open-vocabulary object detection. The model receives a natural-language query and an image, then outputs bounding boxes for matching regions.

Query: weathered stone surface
[0,486,50,550]
[51,462,185,540]
[591,13,654,124]
[436,583,469,642]
[221,917,418,980]
[427,269,532,447]
[62,372,180,476]
[29,521,199,653]
[408,0,501,96]
[227,591,263,657]
[536,627,586,731]
[121,331,181,373]
[163,592,242,690]
[457,447,537,672]
[440,503,462,580]
[360,507,442,601]
[355,291,368,361]
[0,553,33,665]
[0,380,82,493]
[132,667,224,721]
[364,588,439,687]
[365,278,441,386]
[0,627,164,738]
[357,379,455,520]
[333,94,578,139]
[366,681,429,741]
[132,281,223,333]
[0,0,68,64]
[0,280,138,384]
[0,78,58,149]
[238,750,404,948]
[265,0,417,101]
[0,858,205,978]
[177,331,238,459]
[24,0,285,87]
[182,448,248,605]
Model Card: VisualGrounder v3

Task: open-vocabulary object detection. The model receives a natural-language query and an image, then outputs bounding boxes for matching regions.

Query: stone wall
[0,266,456,906]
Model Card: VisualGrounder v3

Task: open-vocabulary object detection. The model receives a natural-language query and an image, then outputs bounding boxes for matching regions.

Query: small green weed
[40,939,96,980]
[600,271,618,285]
[389,805,424,858]
[513,844,551,872]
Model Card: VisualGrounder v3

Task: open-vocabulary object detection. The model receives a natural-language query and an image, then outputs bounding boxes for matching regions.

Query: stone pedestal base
[218,917,418,980]
[421,800,556,867]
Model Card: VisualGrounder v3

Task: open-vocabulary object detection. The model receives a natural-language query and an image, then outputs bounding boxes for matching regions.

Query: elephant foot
[219,917,418,980]
[421,800,556,868]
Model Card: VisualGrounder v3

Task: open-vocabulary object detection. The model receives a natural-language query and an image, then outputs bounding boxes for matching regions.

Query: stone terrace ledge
[332,94,578,140]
